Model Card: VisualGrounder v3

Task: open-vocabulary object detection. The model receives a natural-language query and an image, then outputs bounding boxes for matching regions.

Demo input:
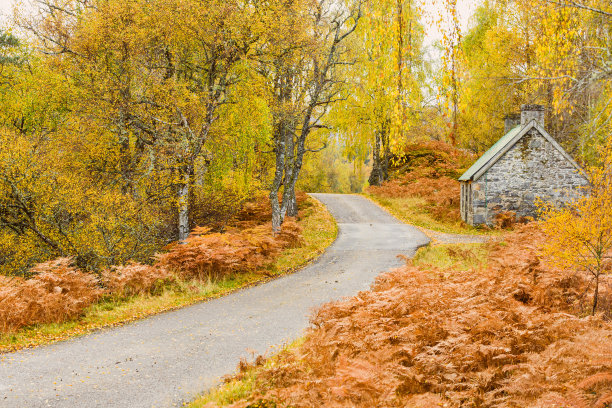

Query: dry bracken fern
[213,224,612,408]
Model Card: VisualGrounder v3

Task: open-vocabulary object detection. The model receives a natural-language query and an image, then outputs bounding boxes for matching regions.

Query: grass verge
[411,242,490,271]
[188,339,303,408]
[0,196,337,354]
[364,194,500,236]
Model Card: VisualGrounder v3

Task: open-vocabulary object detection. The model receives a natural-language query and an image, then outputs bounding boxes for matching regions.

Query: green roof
[459,125,522,181]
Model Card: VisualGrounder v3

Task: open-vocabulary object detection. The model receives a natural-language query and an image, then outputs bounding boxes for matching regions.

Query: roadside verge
[0,195,338,354]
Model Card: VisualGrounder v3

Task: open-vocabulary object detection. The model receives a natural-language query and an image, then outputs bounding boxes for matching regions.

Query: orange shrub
[156,220,303,281]
[0,258,102,332]
[389,140,476,180]
[216,224,612,408]
[235,192,311,230]
[102,263,175,298]
[493,211,533,229]
[275,218,304,248]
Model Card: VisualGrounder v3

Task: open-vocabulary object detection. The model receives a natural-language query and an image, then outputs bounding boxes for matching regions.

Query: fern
[206,225,612,408]
[0,258,102,332]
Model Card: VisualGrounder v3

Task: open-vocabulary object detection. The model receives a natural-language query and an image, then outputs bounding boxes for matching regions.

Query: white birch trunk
[178,173,190,242]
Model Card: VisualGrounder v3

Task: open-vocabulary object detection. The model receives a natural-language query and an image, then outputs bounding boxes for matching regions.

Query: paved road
[0,194,430,408]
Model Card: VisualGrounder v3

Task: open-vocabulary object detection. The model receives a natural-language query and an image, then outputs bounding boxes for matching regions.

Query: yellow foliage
[540,140,612,315]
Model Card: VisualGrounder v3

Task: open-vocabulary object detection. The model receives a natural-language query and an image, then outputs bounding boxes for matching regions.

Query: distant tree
[0,31,20,67]
[513,0,612,160]
[438,0,463,146]
[330,0,425,187]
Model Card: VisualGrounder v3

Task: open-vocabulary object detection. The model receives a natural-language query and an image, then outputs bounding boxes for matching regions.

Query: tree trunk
[369,129,383,186]
[270,188,283,233]
[397,0,404,134]
[592,272,600,316]
[285,184,298,217]
[281,117,299,218]
[369,123,391,186]
[270,121,287,233]
[177,170,191,241]
[281,113,313,221]
[382,123,391,181]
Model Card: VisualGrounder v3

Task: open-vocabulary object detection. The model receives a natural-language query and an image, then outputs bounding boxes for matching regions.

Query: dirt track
[0,194,429,408]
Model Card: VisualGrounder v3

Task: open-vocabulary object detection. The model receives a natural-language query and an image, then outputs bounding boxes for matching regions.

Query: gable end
[472,120,585,182]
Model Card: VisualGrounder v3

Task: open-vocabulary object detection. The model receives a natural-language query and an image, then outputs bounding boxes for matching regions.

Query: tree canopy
[1,0,611,275]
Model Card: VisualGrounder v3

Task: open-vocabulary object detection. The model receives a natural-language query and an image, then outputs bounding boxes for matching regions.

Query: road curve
[0,194,430,408]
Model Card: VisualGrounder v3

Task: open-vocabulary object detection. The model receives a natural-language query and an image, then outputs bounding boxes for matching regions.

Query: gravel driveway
[0,194,429,408]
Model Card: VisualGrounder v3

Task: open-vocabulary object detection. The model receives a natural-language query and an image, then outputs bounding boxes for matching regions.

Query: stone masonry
[460,105,589,226]
[465,129,588,225]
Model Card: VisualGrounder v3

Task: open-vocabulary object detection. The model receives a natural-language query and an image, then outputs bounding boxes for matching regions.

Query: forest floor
[0,194,429,408]
[0,195,337,354]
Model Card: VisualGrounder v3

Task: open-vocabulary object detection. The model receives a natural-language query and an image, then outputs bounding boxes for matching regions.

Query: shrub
[389,140,476,180]
[493,211,532,229]
[102,263,175,298]
[0,258,102,332]
[234,192,311,230]
[275,218,303,248]
[155,220,303,281]
[214,224,612,408]
[193,190,311,232]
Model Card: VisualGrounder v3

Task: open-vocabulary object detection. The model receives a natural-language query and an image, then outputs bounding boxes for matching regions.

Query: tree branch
[543,0,612,17]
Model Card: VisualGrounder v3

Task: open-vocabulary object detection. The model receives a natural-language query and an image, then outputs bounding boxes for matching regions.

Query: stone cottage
[459,105,589,226]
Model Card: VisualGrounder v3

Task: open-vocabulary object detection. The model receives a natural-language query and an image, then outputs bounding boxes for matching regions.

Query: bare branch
[543,0,612,17]
[304,142,328,153]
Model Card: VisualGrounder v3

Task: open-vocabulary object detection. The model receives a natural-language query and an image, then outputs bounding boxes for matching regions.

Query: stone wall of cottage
[464,128,589,226]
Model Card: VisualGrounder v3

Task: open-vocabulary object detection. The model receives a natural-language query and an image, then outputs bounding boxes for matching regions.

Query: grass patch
[365,194,499,236]
[411,242,490,271]
[0,196,337,354]
[188,340,303,408]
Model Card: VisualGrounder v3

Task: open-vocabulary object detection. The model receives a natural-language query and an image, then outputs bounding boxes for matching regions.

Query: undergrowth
[366,140,495,235]
[0,194,337,353]
[198,224,612,408]
[0,258,103,332]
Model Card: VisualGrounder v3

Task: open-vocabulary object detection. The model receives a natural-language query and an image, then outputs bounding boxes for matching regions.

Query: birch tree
[20,0,260,241]
[261,0,364,231]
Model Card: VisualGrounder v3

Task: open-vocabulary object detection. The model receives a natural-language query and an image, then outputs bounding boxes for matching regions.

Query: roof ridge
[458,120,584,182]
[458,124,525,182]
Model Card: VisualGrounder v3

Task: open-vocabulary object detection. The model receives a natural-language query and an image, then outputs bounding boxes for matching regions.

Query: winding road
[0,194,430,408]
